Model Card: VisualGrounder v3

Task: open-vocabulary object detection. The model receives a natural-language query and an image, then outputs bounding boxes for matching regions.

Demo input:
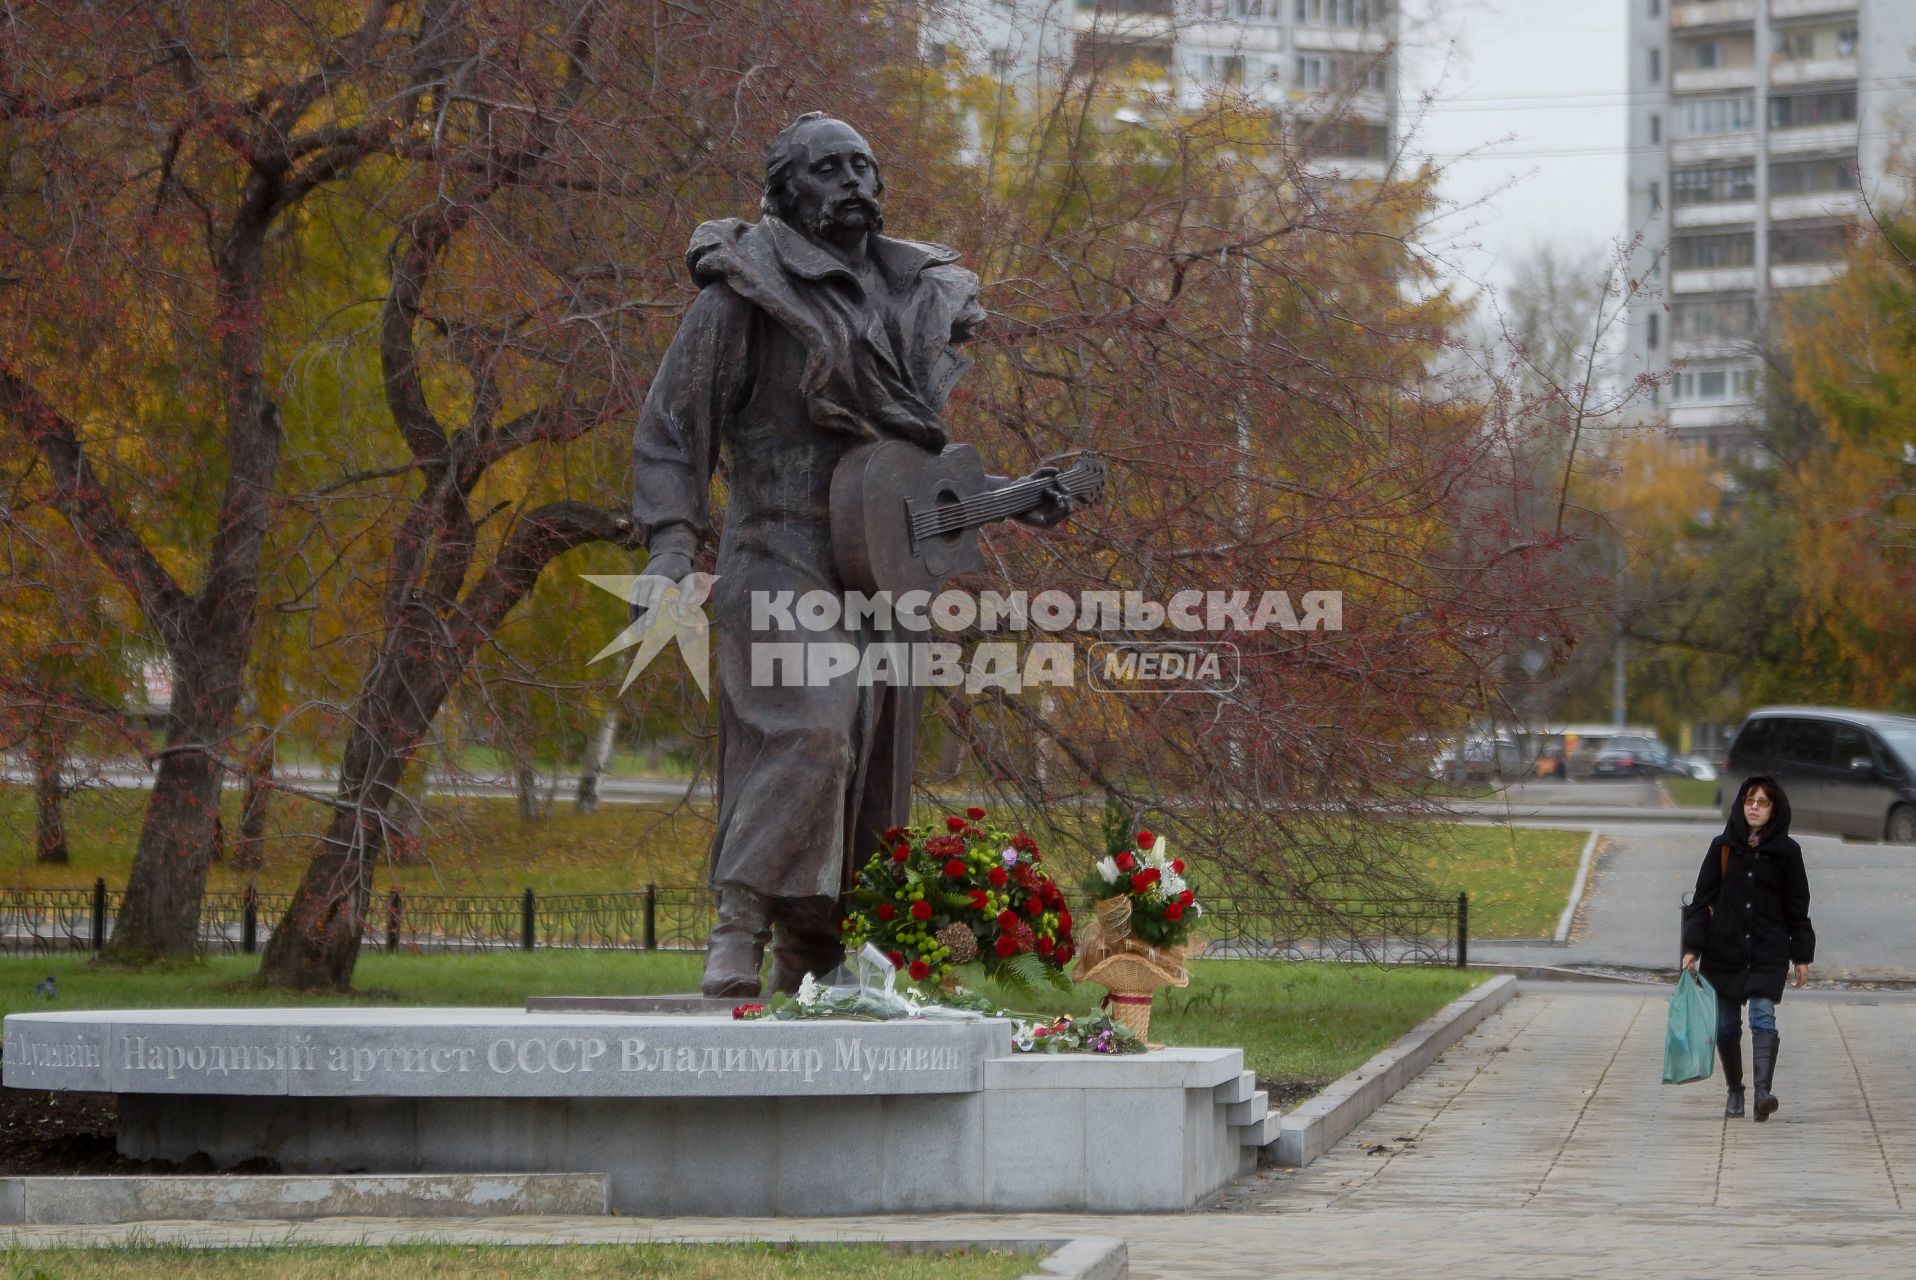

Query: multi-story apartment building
[930,0,1398,182]
[1624,0,1916,454]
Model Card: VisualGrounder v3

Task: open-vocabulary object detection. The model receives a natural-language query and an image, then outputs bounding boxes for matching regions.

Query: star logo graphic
[582,572,719,698]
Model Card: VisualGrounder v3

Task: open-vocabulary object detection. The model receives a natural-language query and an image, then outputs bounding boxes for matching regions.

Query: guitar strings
[911,468,1102,538]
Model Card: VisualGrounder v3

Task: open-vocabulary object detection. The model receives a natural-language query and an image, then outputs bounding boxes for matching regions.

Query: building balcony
[1671,134,1758,165]
[1671,1,1756,29]
[1671,402,1759,432]
[1770,56,1857,87]
[1768,121,1859,155]
[1771,190,1865,222]
[1673,338,1758,363]
[1673,266,1758,293]
[1184,23,1286,52]
[1301,155,1390,183]
[1771,261,1843,288]
[1068,10,1173,37]
[1769,0,1857,20]
[1291,26,1389,54]
[1673,200,1756,228]
[1673,65,1757,93]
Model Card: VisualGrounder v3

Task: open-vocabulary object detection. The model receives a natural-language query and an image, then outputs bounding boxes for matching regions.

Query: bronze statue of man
[632,113,1071,997]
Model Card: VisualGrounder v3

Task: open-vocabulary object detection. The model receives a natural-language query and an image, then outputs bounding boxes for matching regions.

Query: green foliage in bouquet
[842,807,1075,1000]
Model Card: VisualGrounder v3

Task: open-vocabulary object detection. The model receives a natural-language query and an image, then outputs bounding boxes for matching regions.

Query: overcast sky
[1402,0,1631,302]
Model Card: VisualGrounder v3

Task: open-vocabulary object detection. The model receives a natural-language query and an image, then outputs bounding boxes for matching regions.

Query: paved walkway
[11,987,1914,1276]
[1475,823,1916,980]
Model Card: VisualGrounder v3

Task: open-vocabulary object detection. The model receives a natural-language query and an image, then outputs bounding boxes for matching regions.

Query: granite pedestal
[4,1008,1264,1214]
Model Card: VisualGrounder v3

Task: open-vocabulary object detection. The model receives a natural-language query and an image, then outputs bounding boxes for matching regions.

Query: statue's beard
[806,196,883,239]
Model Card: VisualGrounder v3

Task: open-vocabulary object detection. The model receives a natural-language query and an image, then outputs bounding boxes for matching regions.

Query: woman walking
[1682,774,1814,1121]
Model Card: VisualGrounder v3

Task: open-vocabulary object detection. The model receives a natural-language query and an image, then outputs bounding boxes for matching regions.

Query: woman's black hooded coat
[1681,775,1816,1003]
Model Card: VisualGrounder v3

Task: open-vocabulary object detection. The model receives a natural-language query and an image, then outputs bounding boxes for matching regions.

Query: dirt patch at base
[0,1087,277,1175]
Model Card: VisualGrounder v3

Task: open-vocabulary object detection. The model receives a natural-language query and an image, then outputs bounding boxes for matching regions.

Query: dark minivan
[1718,707,1916,843]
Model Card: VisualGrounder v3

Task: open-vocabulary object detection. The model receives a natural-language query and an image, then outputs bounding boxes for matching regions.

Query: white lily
[1095,855,1121,885]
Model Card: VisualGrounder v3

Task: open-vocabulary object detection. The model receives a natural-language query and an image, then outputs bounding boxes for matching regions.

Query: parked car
[1432,735,1523,784]
[1591,735,1677,778]
[1717,707,1916,842]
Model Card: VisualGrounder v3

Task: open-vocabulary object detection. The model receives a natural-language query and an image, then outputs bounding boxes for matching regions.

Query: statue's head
[763,112,885,242]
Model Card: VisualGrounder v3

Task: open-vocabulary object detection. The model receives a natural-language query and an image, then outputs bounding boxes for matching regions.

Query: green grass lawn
[0,1243,1032,1279]
[1664,776,1722,810]
[2,950,1482,1089]
[1398,824,1588,940]
[1,788,1589,940]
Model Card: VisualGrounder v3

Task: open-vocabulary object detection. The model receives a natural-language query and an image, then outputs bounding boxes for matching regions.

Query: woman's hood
[1725,773,1793,846]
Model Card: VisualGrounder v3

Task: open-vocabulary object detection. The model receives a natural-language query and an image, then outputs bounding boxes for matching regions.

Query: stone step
[1235,1109,1283,1147]
[1225,1090,1270,1127]
[1213,1069,1256,1106]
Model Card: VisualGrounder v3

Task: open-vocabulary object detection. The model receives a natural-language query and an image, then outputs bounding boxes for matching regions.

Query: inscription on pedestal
[3,1012,998,1098]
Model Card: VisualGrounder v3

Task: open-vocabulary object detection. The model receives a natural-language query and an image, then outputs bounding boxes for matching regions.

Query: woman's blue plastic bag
[1662,968,1718,1084]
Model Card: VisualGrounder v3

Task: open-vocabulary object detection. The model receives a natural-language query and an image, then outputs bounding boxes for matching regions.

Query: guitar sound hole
[933,485,964,545]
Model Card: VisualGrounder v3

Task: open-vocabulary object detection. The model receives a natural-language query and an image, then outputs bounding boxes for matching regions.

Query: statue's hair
[762,112,884,219]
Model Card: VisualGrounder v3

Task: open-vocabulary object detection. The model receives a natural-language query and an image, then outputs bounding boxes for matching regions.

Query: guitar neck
[912,464,1102,541]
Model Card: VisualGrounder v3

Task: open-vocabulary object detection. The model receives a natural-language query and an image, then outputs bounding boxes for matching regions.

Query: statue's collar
[763,216,960,293]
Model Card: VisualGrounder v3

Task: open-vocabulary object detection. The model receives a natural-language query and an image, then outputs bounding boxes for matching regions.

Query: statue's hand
[629,551,694,628]
[1012,466,1075,529]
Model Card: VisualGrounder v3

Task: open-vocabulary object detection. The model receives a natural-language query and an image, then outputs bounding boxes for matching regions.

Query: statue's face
[785,119,882,243]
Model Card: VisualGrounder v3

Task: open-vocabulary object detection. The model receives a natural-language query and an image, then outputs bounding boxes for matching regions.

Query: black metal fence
[0,881,1468,967]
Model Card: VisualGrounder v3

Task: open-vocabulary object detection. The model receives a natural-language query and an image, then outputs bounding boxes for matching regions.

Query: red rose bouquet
[1079,812,1200,949]
[843,808,1075,996]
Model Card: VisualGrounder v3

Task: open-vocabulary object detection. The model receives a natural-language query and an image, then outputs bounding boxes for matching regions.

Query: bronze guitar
[830,442,1106,596]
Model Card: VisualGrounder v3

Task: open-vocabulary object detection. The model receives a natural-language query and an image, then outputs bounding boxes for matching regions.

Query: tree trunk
[257,501,637,991]
[235,737,274,871]
[575,706,618,814]
[31,722,68,865]
[512,749,543,823]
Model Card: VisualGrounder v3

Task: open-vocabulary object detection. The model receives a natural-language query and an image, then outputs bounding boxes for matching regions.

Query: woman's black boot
[1751,1030,1780,1122]
[1718,1035,1745,1118]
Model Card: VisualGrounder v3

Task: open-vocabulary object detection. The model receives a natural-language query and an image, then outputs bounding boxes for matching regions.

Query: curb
[1020,1236,1128,1279]
[1554,831,1602,942]
[1268,973,1517,1167]
[0,1173,606,1225]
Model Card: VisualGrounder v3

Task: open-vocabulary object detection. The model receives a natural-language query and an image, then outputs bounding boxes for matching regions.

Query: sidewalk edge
[1268,973,1517,1168]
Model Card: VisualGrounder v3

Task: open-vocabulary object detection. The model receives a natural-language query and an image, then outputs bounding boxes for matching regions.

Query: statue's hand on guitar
[1011,466,1076,529]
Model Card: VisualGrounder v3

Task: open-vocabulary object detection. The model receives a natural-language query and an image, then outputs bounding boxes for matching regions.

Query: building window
[1649,0,1660,16]
[1691,42,1719,70]
[1294,0,1383,26]
[1672,94,1756,138]
[1649,113,1661,143]
[1648,48,1661,80]
[1649,180,1661,211]
[1770,223,1849,265]
[1672,231,1755,271]
[1647,313,1660,351]
[1770,155,1860,197]
[1671,366,1757,403]
[1672,163,1755,206]
[1672,298,1757,342]
[1838,28,1858,58]
[1769,89,1857,131]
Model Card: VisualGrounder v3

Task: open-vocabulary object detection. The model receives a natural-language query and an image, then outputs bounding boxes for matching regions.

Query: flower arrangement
[841,807,1075,995]
[1079,823,1200,949]
[739,972,1145,1056]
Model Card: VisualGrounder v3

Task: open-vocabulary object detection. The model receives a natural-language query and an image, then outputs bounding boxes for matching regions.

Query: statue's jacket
[632,216,985,899]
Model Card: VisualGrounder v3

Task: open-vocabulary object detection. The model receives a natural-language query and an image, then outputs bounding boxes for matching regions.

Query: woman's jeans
[1716,994,1777,1039]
